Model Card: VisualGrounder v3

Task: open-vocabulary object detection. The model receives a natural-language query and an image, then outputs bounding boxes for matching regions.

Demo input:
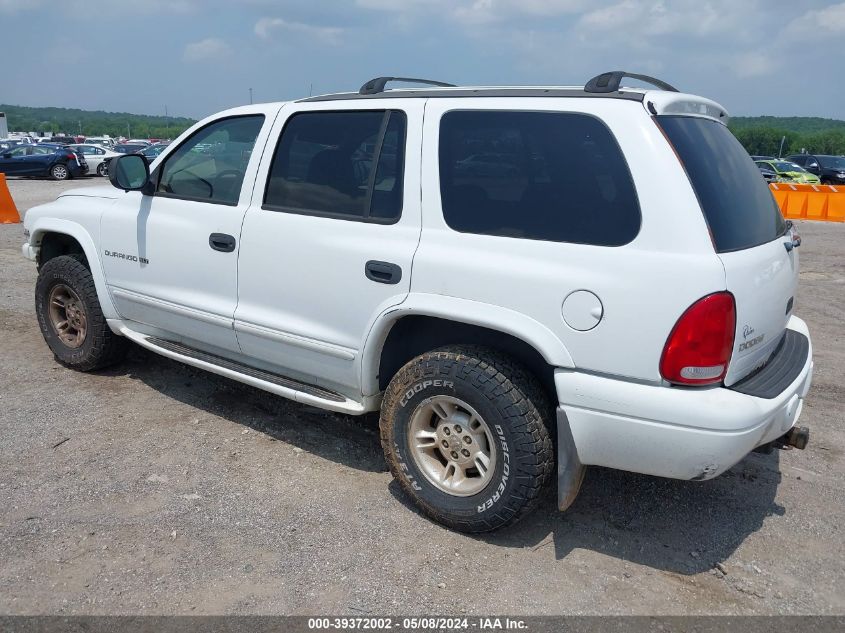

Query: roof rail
[584,71,678,94]
[359,76,456,95]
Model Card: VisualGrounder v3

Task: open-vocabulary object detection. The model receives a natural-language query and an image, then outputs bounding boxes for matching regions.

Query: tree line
[729,116,845,157]
[0,103,196,140]
[3,103,844,156]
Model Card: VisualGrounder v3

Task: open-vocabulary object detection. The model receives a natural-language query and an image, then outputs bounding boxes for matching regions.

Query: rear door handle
[209,233,236,253]
[365,260,402,285]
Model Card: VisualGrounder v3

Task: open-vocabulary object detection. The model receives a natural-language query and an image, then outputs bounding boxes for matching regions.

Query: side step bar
[117,326,367,414]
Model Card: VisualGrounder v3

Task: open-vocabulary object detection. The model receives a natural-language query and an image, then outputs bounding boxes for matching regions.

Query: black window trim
[153,113,266,208]
[261,108,407,225]
[437,108,643,247]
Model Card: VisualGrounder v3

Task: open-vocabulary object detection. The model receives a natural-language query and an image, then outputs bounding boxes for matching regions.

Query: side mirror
[108,154,150,192]
[2,153,11,158]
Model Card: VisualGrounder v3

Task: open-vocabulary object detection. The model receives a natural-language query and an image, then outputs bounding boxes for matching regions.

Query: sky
[1,0,844,121]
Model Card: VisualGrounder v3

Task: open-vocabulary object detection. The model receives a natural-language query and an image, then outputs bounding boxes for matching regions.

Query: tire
[96,163,105,177]
[35,254,128,371]
[50,163,70,180]
[380,345,554,533]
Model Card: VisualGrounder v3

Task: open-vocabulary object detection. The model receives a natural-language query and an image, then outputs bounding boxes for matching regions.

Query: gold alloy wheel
[47,284,88,349]
[407,395,497,497]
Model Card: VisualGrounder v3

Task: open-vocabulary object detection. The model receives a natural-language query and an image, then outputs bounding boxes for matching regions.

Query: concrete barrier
[0,173,21,224]
[769,183,845,223]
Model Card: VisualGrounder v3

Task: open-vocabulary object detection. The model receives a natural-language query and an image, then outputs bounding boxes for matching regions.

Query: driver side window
[157,115,265,205]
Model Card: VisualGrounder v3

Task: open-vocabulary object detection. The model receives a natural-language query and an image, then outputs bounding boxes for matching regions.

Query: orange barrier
[0,173,20,224]
[769,182,845,223]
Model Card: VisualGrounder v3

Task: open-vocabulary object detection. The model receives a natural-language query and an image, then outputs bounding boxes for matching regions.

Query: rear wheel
[96,163,106,177]
[50,163,69,180]
[35,254,127,371]
[380,346,554,533]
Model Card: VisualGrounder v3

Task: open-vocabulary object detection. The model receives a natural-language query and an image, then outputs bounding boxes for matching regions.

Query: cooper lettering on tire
[380,345,554,533]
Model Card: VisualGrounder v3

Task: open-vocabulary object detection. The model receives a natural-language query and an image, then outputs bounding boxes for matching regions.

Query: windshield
[819,156,845,169]
[657,116,786,253]
[774,161,805,173]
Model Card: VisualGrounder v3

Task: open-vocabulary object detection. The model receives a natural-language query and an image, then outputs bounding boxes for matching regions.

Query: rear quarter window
[438,110,641,246]
[657,116,786,253]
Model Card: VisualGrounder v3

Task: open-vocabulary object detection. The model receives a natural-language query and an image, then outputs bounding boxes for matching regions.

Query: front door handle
[209,233,236,253]
[365,260,402,285]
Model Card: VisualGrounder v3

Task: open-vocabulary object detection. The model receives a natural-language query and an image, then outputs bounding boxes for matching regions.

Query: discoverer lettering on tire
[379,345,554,533]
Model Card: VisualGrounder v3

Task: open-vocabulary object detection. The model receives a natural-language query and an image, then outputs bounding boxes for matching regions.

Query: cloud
[785,2,845,39]
[254,17,344,44]
[357,0,586,24]
[732,51,772,78]
[183,38,232,63]
[577,0,744,37]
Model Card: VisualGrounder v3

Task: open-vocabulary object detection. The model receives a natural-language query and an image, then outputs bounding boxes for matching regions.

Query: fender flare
[29,218,119,320]
[360,293,575,397]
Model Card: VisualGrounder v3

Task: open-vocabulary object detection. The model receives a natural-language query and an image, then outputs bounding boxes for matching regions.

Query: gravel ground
[0,177,843,615]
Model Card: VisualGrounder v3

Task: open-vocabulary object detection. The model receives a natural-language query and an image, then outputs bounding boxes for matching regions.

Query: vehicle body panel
[235,99,425,399]
[415,97,725,384]
[99,103,281,355]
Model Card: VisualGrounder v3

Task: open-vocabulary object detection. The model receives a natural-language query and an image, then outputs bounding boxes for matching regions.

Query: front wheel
[380,346,554,533]
[35,254,127,371]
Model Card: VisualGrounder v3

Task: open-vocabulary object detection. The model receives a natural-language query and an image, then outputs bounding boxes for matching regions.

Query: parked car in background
[83,137,116,148]
[126,139,152,146]
[785,154,845,185]
[48,136,79,145]
[750,155,775,161]
[756,163,779,183]
[112,143,148,155]
[0,140,23,152]
[137,143,169,163]
[0,143,87,180]
[755,160,820,184]
[69,143,121,177]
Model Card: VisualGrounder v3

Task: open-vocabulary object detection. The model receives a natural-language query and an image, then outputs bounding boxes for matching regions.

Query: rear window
[439,110,640,246]
[657,116,786,253]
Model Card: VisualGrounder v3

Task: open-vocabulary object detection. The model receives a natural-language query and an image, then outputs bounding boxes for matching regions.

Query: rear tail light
[660,292,736,386]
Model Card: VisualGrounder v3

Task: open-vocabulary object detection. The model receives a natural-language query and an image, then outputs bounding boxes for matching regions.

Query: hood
[58,185,120,200]
[782,171,818,183]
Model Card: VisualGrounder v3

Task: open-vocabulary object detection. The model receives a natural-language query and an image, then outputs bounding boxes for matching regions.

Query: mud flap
[556,408,586,511]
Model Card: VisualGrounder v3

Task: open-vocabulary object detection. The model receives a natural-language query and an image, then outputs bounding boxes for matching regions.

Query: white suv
[22,72,813,532]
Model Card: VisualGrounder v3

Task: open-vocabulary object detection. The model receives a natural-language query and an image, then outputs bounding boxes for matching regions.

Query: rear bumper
[556,315,813,482]
[68,162,88,177]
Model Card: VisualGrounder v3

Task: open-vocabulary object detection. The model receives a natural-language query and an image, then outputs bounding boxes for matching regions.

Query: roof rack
[584,71,678,94]
[359,76,456,95]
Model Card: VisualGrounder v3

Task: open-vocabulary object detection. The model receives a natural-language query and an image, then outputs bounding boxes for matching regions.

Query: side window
[263,110,406,222]
[157,115,265,205]
[10,147,30,157]
[439,111,641,246]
